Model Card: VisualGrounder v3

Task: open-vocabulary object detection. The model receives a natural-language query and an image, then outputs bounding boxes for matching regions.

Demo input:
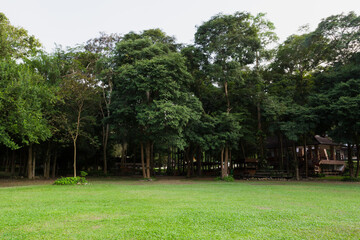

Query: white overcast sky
[1,0,360,52]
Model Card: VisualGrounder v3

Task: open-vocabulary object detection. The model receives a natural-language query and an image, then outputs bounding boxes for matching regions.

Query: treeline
[0,11,359,179]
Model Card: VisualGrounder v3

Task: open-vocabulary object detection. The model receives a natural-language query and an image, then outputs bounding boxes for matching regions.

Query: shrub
[54,176,88,185]
[341,176,360,182]
[80,171,88,177]
[215,175,235,182]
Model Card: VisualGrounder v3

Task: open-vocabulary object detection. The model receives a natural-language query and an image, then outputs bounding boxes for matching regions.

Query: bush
[54,176,88,185]
[215,175,235,182]
[341,176,360,182]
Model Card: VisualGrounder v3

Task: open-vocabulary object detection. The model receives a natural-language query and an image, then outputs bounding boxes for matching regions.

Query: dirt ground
[0,176,216,188]
[0,176,357,188]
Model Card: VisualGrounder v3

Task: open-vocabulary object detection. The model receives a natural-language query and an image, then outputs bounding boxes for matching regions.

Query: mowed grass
[0,180,359,239]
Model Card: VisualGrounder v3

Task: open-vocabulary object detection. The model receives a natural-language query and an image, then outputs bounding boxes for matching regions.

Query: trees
[0,13,41,60]
[56,49,99,177]
[110,30,201,178]
[0,13,55,179]
[194,12,277,177]
[85,32,122,174]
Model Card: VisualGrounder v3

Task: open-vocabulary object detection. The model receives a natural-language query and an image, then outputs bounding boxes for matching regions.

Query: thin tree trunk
[52,150,57,178]
[146,141,151,178]
[241,142,246,159]
[186,148,191,178]
[150,142,154,176]
[304,137,308,178]
[103,123,109,174]
[224,146,229,178]
[167,147,172,175]
[73,140,77,177]
[220,147,224,178]
[27,144,33,179]
[121,141,127,169]
[279,134,284,170]
[293,143,299,180]
[44,144,51,179]
[224,81,231,114]
[355,143,359,178]
[5,149,9,173]
[140,142,146,178]
[32,150,36,179]
[347,144,354,178]
[197,147,202,176]
[11,150,15,176]
[257,102,264,162]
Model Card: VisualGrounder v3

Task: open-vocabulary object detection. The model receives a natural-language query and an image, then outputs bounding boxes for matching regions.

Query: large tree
[110,29,201,178]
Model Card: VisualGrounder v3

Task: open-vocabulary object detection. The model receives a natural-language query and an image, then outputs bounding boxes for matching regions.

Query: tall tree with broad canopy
[194,12,277,176]
[55,47,100,177]
[85,32,122,174]
[110,29,202,178]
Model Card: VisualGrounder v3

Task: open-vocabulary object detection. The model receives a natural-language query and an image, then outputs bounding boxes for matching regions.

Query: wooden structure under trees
[266,135,346,176]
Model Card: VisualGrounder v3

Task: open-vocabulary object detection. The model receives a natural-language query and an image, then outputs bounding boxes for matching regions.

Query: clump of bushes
[54,171,88,185]
[215,175,235,182]
[341,176,360,182]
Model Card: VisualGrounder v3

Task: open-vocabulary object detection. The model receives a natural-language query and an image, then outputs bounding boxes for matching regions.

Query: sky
[1,0,360,52]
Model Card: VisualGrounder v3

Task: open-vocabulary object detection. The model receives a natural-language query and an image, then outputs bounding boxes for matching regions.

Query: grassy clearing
[0,179,359,239]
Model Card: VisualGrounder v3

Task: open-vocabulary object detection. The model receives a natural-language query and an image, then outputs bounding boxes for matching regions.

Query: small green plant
[223,175,235,182]
[341,176,360,182]
[215,175,235,182]
[54,176,88,185]
[80,171,88,177]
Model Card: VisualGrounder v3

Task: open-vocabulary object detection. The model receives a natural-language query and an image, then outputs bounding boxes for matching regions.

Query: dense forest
[1,11,359,180]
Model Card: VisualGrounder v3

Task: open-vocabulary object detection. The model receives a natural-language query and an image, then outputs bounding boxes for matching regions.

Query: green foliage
[0,12,41,60]
[341,176,360,182]
[110,29,201,150]
[80,171,88,177]
[53,176,88,185]
[0,59,55,149]
[216,175,235,182]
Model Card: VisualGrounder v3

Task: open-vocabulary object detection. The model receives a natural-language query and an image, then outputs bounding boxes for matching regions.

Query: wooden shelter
[266,135,346,176]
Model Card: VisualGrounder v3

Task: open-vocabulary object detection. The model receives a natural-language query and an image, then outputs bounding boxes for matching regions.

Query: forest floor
[1,178,359,239]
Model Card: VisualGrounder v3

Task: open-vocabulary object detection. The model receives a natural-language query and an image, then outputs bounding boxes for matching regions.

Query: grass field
[1,179,359,239]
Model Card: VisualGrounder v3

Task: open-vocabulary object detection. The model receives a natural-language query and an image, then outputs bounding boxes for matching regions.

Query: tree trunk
[279,134,284,170]
[223,146,229,178]
[197,147,202,176]
[27,144,33,179]
[224,81,231,114]
[348,143,354,177]
[304,137,308,178]
[220,147,225,178]
[4,149,10,173]
[241,142,246,160]
[150,142,154,176]
[121,141,127,169]
[32,150,36,179]
[348,144,354,178]
[167,147,172,175]
[186,148,191,178]
[11,150,15,176]
[52,150,57,178]
[257,102,264,162]
[293,143,299,180]
[44,144,51,179]
[73,140,77,177]
[140,142,146,178]
[103,123,109,174]
[145,141,151,178]
[355,143,359,178]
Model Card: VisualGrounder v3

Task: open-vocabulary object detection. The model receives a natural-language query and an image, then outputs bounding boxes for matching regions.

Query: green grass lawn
[1,179,359,239]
